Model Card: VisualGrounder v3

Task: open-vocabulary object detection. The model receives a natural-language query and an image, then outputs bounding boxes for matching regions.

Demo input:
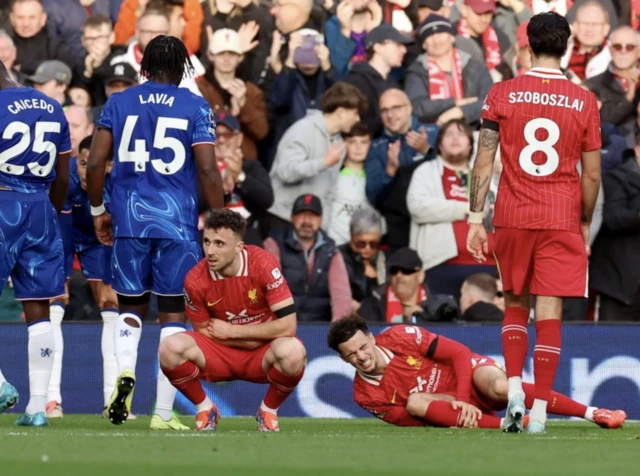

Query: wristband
[90,204,106,216]
[468,212,483,224]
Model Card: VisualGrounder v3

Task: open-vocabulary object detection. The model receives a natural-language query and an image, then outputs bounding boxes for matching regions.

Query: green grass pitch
[1,416,638,476]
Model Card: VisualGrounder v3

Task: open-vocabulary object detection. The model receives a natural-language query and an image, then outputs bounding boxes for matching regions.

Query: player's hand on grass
[93,212,113,247]
[207,318,237,340]
[451,401,482,428]
[466,224,488,263]
[581,222,591,256]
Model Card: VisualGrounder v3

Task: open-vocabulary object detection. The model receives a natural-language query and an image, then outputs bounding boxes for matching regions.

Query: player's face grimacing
[338,330,381,374]
[202,227,243,273]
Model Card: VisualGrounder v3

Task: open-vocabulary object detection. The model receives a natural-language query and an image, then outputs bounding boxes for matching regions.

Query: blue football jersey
[96,81,216,241]
[0,87,72,193]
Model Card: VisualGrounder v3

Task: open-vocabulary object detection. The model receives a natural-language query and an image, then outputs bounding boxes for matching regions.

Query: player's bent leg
[471,366,525,433]
[406,394,502,429]
[159,333,218,431]
[257,337,307,431]
[46,299,66,418]
[529,296,563,433]
[15,300,57,427]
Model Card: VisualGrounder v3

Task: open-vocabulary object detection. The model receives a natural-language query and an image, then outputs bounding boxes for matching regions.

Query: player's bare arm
[406,393,482,428]
[193,143,225,210]
[466,126,499,262]
[207,297,297,343]
[49,151,71,213]
[426,335,474,405]
[86,129,114,246]
[580,149,602,254]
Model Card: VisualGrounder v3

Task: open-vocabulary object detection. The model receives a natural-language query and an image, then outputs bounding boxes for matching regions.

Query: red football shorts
[494,227,588,298]
[186,331,271,384]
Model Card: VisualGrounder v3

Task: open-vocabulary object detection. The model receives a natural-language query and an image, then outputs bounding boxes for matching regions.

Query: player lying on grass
[159,209,307,432]
[328,315,626,431]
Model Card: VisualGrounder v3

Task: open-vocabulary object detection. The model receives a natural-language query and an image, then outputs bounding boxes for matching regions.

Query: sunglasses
[611,44,637,53]
[353,239,380,250]
[496,291,504,298]
[390,267,417,276]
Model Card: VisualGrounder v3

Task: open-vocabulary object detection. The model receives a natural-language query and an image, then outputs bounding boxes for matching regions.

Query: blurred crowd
[0,0,639,323]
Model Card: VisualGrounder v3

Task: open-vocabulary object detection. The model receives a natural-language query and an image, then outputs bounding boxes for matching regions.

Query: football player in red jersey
[466,12,602,434]
[158,209,306,432]
[328,315,626,430]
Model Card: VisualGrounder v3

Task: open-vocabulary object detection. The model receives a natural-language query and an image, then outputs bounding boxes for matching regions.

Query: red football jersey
[482,67,601,233]
[354,325,462,427]
[183,245,292,325]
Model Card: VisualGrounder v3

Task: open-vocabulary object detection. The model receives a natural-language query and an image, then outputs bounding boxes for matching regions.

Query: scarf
[427,49,464,100]
[568,39,605,80]
[609,64,639,94]
[385,285,428,323]
[457,20,501,71]
[527,0,572,15]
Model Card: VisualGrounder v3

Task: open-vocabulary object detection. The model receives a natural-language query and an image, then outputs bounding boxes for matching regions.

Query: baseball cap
[28,60,72,85]
[417,14,456,44]
[418,0,447,9]
[517,21,530,49]
[292,194,322,216]
[365,24,414,49]
[209,28,242,55]
[464,0,497,15]
[387,248,423,272]
[105,62,138,85]
[214,112,241,131]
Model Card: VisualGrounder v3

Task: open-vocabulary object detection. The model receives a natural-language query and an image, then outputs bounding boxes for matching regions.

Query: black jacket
[345,62,399,138]
[339,244,385,303]
[590,158,640,304]
[462,301,504,322]
[12,29,77,76]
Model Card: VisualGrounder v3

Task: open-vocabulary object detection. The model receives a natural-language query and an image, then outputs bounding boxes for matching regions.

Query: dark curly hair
[203,208,247,238]
[327,314,371,352]
[527,12,571,59]
[140,35,193,86]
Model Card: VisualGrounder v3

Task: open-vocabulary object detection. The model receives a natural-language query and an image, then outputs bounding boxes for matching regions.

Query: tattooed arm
[469,126,500,213]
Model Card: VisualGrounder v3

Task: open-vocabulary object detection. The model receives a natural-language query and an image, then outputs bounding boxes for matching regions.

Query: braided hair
[140,35,194,86]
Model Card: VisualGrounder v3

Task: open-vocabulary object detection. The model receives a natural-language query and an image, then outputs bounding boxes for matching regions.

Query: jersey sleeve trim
[96,126,112,132]
[59,149,73,155]
[192,141,216,146]
[481,119,499,132]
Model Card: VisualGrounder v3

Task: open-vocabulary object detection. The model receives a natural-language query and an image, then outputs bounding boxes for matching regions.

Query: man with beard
[265,194,353,322]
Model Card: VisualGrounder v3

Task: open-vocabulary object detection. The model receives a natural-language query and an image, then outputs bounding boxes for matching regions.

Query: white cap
[209,28,242,55]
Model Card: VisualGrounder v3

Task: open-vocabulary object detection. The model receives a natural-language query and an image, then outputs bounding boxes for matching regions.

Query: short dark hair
[464,273,498,297]
[148,0,183,14]
[11,0,43,11]
[140,35,193,85]
[321,82,368,114]
[79,135,93,153]
[436,119,474,155]
[327,314,370,352]
[203,208,247,238]
[344,122,371,139]
[83,14,112,31]
[527,12,571,59]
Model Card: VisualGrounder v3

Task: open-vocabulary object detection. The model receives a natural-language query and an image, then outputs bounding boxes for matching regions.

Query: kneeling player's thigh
[12,201,66,300]
[494,228,535,295]
[184,331,235,382]
[531,231,587,298]
[151,239,201,296]
[111,238,152,296]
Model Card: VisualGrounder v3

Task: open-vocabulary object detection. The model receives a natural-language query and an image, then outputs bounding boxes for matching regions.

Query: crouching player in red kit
[328,315,626,430]
[159,209,306,432]
[467,12,602,434]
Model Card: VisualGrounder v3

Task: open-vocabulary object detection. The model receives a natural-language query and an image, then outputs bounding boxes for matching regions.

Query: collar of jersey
[526,67,566,79]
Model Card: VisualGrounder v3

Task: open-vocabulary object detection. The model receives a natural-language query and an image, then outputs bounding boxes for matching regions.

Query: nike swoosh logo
[207,298,223,307]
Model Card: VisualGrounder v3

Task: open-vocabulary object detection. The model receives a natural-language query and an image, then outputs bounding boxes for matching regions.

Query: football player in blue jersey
[46,135,122,419]
[86,35,224,430]
[0,61,72,427]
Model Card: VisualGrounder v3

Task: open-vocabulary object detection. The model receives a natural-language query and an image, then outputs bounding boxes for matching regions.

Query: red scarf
[385,285,428,323]
[427,49,464,100]
[609,65,640,94]
[568,40,604,80]
[527,0,573,15]
[457,19,501,71]
[633,0,640,30]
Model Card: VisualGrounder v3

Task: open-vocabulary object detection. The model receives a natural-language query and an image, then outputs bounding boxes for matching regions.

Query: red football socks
[161,361,206,405]
[522,383,586,418]
[423,401,501,429]
[263,366,305,410]
[533,319,562,401]
[501,307,530,378]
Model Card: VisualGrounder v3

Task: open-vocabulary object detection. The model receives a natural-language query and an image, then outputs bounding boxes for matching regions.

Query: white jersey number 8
[518,118,560,177]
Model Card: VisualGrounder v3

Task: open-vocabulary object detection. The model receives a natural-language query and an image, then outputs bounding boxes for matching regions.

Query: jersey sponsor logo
[271,268,282,280]
[207,297,223,307]
[184,289,198,311]
[267,277,284,290]
[507,91,585,111]
[248,288,258,304]
[404,326,423,344]
[409,367,441,394]
[406,355,422,370]
[225,308,266,324]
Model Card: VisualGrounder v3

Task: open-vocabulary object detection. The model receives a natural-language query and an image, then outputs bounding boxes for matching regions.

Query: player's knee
[491,377,508,402]
[273,338,306,374]
[158,334,190,367]
[406,393,427,418]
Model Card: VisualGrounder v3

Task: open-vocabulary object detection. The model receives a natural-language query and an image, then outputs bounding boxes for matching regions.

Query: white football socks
[101,309,119,406]
[26,321,55,415]
[155,325,186,421]
[584,406,597,422]
[530,399,548,423]
[0,367,6,385]
[46,303,65,405]
[114,312,142,374]
[196,396,214,413]
[507,376,524,400]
